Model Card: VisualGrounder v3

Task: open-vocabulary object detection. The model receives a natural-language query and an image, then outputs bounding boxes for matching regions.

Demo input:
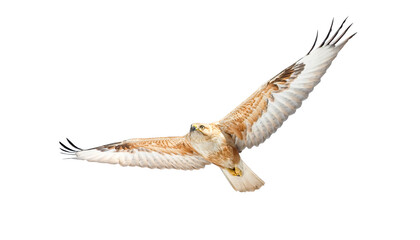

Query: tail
[221,161,265,192]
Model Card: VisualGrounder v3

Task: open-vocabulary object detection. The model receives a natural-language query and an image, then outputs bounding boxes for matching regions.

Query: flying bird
[60,18,356,192]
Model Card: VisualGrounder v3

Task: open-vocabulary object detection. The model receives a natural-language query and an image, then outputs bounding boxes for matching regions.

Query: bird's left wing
[218,19,356,151]
[60,136,209,170]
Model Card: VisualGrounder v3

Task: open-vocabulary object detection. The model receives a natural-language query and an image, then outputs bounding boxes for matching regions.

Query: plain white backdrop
[0,0,419,239]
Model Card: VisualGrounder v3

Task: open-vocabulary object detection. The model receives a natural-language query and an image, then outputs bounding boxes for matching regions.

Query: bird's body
[188,123,238,169]
[60,18,356,192]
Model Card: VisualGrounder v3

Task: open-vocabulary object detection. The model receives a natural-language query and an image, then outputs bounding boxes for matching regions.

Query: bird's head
[188,123,224,144]
[189,122,223,139]
[189,123,211,135]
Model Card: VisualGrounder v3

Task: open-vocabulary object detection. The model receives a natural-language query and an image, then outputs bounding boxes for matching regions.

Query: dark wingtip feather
[326,17,348,46]
[348,32,357,40]
[331,23,353,45]
[319,18,334,48]
[307,18,355,55]
[306,30,318,55]
[66,138,83,151]
[59,138,84,155]
[60,147,73,153]
[59,141,76,152]
[305,17,356,53]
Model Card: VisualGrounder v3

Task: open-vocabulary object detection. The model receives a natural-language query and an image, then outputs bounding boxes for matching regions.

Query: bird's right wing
[59,136,209,170]
[218,18,355,151]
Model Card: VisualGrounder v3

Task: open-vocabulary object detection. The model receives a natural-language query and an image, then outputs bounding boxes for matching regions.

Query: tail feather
[221,161,264,192]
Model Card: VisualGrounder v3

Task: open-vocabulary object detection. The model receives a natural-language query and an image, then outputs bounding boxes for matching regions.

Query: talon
[227,167,242,177]
[227,168,236,176]
[235,167,243,177]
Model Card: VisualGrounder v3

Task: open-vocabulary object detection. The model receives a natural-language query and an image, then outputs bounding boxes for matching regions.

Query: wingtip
[331,22,353,45]
[66,138,83,151]
[319,18,334,48]
[306,30,319,55]
[349,32,357,39]
[59,138,83,154]
[324,17,355,46]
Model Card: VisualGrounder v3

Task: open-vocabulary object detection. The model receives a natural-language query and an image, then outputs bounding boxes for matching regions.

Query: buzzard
[60,18,356,192]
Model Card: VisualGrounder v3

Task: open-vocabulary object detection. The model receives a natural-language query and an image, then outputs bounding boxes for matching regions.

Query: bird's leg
[235,167,243,177]
[227,167,243,177]
[227,168,236,176]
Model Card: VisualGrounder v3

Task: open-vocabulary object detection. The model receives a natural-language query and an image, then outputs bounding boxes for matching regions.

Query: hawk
[60,18,356,192]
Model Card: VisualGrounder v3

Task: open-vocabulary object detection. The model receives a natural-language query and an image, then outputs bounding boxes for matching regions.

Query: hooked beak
[190,124,198,132]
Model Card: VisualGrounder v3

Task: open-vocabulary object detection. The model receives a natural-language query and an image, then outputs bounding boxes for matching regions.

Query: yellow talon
[235,167,243,177]
[227,168,236,176]
[227,167,242,177]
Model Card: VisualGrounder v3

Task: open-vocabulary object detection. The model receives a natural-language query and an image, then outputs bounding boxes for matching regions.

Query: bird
[60,18,356,192]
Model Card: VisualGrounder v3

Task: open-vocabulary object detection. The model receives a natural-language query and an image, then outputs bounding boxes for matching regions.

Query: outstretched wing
[218,18,356,151]
[59,137,209,170]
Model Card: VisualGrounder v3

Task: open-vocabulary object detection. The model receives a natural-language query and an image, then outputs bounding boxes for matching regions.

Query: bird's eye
[199,125,205,129]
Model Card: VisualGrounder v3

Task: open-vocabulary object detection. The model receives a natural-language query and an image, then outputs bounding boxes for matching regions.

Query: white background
[1,0,419,239]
